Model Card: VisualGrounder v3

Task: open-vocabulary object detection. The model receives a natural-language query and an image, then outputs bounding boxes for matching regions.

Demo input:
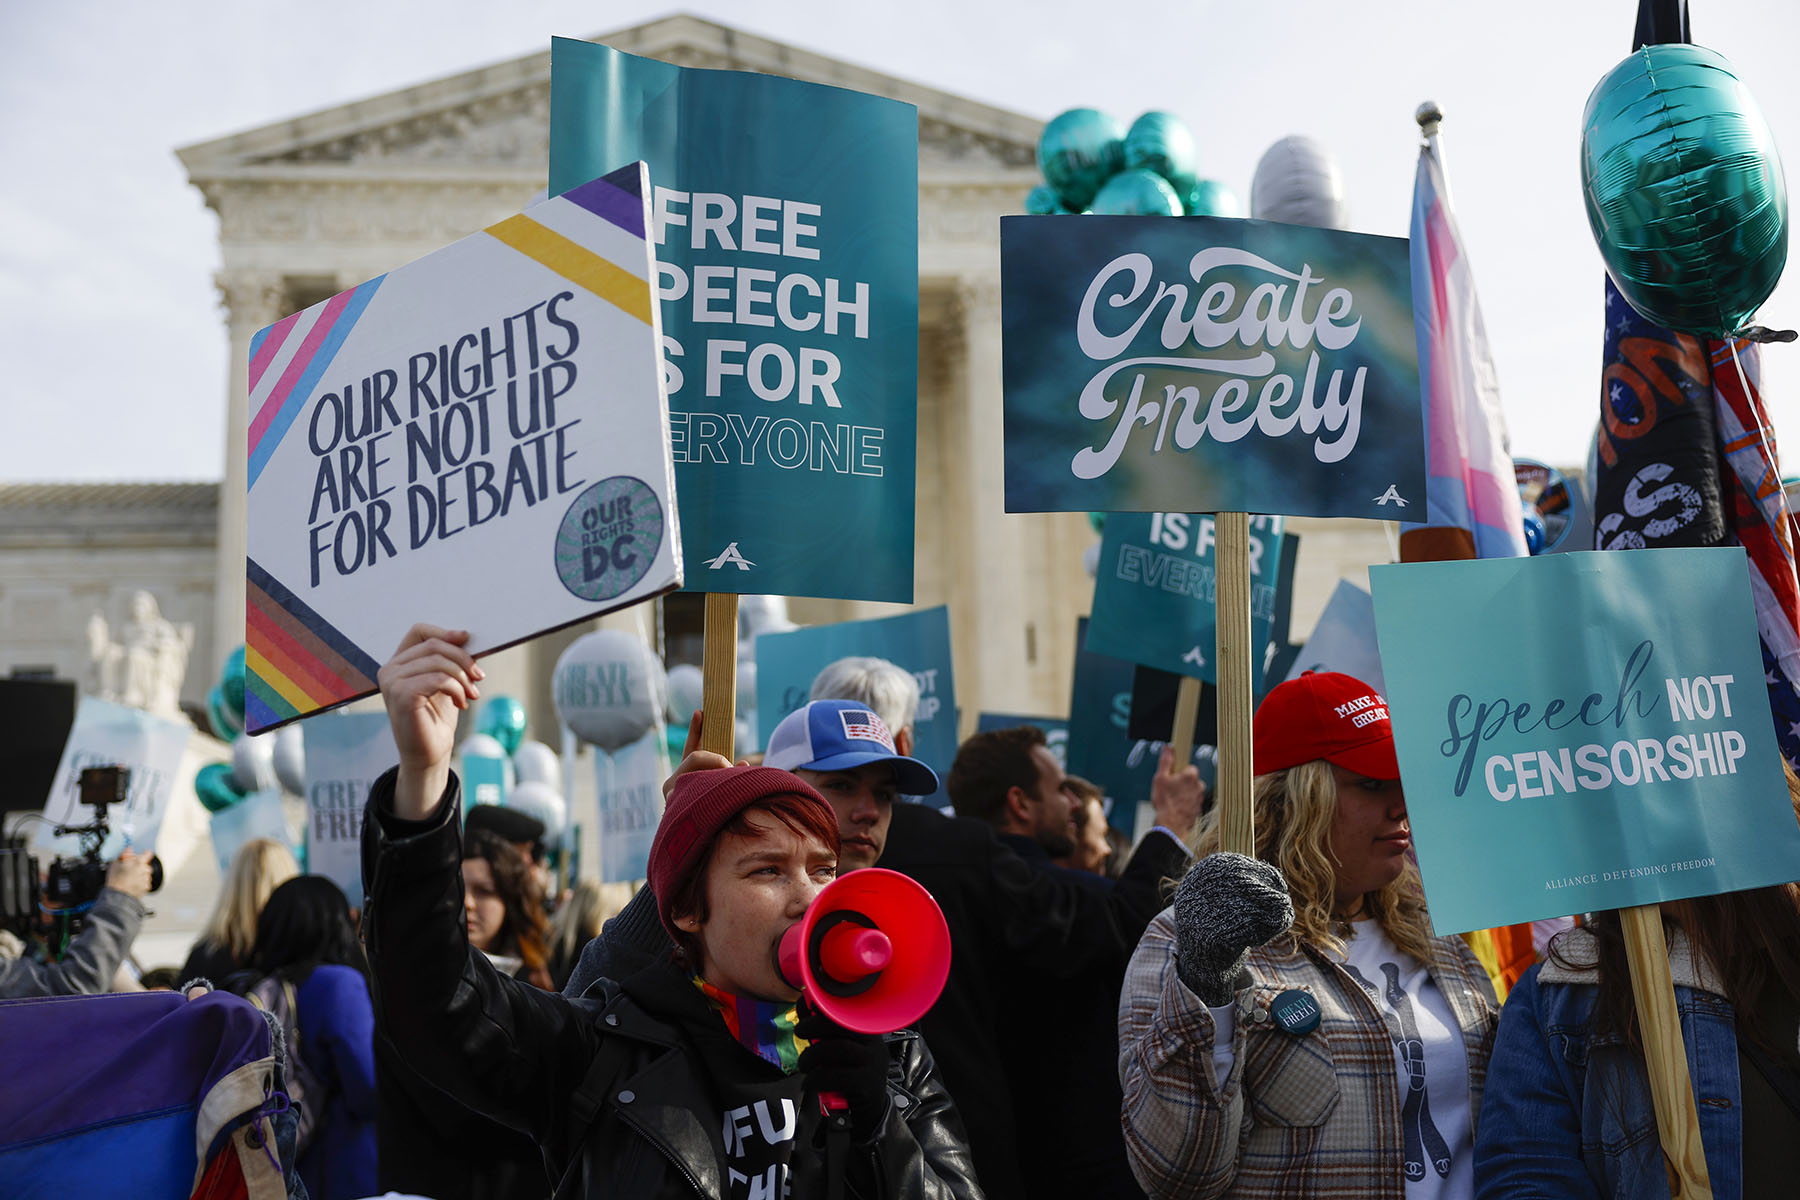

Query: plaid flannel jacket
[1120,909,1499,1200]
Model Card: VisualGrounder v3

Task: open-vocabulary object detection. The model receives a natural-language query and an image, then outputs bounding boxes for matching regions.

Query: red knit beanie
[648,765,833,940]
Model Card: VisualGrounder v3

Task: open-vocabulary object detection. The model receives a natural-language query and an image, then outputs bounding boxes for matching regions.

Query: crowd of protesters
[7,626,1800,1200]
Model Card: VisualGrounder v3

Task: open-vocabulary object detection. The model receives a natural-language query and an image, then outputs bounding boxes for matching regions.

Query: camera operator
[0,849,154,997]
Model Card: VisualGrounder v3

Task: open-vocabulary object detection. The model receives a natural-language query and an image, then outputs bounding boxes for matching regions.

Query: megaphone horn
[776,868,952,1036]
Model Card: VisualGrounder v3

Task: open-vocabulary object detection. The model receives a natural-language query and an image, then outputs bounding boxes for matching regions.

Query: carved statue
[88,591,195,718]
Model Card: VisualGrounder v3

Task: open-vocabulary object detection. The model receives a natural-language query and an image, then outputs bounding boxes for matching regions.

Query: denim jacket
[1473,927,1742,1200]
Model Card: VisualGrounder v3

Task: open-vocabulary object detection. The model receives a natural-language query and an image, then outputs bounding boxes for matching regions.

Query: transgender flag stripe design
[1407,146,1528,559]
[246,274,386,489]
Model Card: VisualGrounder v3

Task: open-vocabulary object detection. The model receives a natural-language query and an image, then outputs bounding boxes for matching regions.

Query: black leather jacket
[362,769,983,1200]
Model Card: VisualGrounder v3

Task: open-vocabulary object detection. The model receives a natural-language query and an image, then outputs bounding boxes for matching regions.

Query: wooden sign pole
[1620,905,1713,1198]
[1213,512,1256,856]
[1167,676,1203,781]
[700,593,740,760]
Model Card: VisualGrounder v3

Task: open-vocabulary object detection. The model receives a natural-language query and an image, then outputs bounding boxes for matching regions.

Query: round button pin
[1269,989,1322,1036]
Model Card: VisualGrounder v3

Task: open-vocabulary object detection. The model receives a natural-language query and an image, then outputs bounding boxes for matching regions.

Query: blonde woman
[1119,672,1499,1200]
[178,837,298,985]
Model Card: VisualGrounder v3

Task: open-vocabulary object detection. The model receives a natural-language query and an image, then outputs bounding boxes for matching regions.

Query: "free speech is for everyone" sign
[1371,548,1800,934]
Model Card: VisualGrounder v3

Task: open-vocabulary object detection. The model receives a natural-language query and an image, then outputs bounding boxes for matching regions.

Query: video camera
[0,766,163,939]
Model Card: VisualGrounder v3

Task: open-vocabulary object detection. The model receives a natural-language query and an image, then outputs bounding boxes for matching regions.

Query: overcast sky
[5,0,1798,482]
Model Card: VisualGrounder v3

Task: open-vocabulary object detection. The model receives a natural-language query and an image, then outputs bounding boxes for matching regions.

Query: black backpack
[239,972,328,1158]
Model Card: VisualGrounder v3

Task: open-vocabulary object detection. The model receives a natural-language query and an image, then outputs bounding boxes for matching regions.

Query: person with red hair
[362,624,980,1199]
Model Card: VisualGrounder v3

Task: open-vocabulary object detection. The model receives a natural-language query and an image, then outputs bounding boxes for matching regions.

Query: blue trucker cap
[763,700,939,795]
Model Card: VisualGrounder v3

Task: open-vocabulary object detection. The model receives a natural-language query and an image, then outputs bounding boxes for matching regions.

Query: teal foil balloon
[1091,169,1183,216]
[207,683,242,741]
[195,762,246,813]
[1125,111,1198,197]
[476,695,528,757]
[1038,108,1126,212]
[221,645,247,719]
[1025,185,1063,215]
[1581,43,1788,336]
[1184,179,1244,218]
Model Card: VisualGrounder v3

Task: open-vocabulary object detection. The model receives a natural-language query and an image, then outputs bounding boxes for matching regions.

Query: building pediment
[178,14,1041,179]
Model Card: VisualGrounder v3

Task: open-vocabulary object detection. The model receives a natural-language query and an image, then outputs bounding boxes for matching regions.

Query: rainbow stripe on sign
[246,275,386,489]
[245,558,381,728]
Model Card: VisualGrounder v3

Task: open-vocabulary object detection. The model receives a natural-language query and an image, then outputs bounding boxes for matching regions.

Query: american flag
[839,710,894,749]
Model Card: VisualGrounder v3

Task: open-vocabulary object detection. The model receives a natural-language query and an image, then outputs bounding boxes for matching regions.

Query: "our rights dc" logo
[554,475,663,601]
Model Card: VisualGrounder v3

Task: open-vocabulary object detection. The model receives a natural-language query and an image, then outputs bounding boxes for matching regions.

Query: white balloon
[272,725,306,795]
[232,733,278,793]
[512,739,562,791]
[1251,136,1348,230]
[666,663,704,728]
[735,717,757,756]
[554,631,668,752]
[506,780,567,837]
[1082,540,1102,577]
[460,732,508,761]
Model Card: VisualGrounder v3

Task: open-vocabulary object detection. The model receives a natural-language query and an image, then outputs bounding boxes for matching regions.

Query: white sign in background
[301,712,397,902]
[38,697,192,857]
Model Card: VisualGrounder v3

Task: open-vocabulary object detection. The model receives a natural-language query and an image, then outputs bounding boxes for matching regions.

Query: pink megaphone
[776,868,952,1035]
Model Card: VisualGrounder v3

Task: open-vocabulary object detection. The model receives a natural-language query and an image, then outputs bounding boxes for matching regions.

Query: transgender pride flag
[1402,142,1529,562]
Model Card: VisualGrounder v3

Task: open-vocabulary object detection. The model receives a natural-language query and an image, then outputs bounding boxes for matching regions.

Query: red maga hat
[1253,671,1399,780]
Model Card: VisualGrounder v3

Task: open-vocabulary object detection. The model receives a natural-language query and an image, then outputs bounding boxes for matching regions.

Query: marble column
[212,270,291,679]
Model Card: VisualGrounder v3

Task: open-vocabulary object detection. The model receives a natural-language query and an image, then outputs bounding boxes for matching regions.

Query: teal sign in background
[1002,215,1424,519]
[756,606,955,803]
[550,38,919,602]
[1066,619,1211,837]
[1371,548,1800,935]
[1086,511,1284,688]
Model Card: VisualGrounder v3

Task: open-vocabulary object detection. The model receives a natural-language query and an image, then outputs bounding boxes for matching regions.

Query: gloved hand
[1171,852,1294,1005]
[796,1005,891,1140]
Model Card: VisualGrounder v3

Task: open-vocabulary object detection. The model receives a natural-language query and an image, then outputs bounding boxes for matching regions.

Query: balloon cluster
[1581,44,1788,336]
[195,646,306,813]
[1030,109,1242,218]
[461,695,569,837]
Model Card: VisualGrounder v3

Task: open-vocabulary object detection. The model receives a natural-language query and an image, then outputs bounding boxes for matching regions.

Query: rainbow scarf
[692,977,811,1074]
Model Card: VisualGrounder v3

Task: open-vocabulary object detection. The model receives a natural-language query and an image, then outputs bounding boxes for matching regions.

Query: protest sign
[244,161,680,733]
[38,697,191,858]
[755,607,954,802]
[300,712,395,901]
[1066,620,1210,837]
[210,788,296,880]
[1372,548,1800,934]
[551,38,919,602]
[1285,578,1385,693]
[1002,215,1424,519]
[596,732,666,883]
[1087,512,1285,689]
[974,713,1070,771]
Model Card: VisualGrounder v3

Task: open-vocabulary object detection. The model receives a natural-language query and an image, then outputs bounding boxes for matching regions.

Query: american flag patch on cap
[838,709,895,750]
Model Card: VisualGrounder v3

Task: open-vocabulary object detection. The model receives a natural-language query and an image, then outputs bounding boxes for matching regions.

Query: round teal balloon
[1025,185,1063,215]
[195,762,245,813]
[1125,111,1198,197]
[220,645,247,719]
[476,695,528,757]
[207,683,242,742]
[1184,179,1243,218]
[1038,108,1126,212]
[1581,44,1787,336]
[1091,169,1183,217]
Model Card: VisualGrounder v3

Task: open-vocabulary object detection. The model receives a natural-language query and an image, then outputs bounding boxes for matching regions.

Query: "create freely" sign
[1372,548,1800,934]
[1002,215,1424,519]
